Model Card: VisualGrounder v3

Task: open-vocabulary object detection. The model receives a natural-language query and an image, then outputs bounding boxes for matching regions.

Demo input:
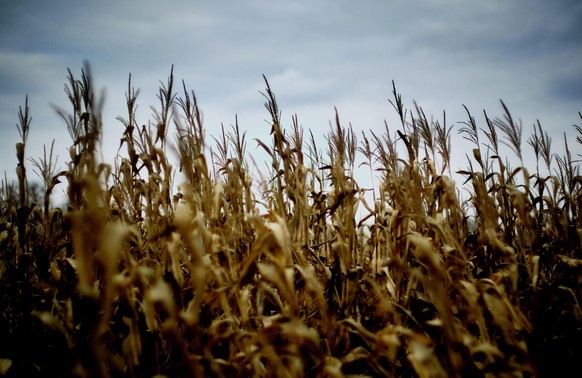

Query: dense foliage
[1,65,581,377]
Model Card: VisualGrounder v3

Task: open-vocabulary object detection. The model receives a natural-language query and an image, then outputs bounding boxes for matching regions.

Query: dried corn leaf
[407,337,447,378]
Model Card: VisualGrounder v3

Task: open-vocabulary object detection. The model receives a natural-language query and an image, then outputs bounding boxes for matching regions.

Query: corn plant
[0,64,580,377]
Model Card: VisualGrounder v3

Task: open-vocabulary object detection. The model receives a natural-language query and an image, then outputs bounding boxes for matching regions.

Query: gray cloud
[0,0,580,182]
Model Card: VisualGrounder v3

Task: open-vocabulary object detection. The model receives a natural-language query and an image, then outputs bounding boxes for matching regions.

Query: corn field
[0,64,581,377]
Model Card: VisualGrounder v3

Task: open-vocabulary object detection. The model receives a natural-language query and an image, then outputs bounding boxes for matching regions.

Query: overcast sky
[1,0,581,193]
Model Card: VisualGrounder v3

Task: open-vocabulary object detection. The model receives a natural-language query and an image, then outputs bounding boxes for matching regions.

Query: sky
[0,0,581,196]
